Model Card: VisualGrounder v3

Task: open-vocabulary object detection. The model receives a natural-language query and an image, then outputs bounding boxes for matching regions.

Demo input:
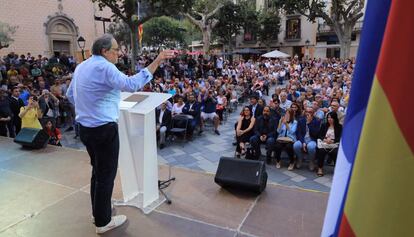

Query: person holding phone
[19,95,42,129]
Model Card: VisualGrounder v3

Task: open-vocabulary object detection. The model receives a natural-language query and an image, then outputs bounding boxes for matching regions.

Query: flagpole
[137,0,142,54]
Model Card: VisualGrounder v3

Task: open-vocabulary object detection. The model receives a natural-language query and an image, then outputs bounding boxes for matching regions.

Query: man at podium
[66,34,175,234]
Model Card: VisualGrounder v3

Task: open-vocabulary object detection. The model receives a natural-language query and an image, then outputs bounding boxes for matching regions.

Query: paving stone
[283,170,299,178]
[314,176,331,185]
[291,175,307,183]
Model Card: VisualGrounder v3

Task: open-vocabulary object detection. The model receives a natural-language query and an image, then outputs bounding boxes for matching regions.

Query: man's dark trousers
[80,122,119,227]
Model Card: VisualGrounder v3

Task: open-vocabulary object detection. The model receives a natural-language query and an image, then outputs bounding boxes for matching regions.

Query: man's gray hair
[91,34,115,56]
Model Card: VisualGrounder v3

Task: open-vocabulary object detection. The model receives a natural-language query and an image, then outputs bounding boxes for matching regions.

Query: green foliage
[192,0,225,15]
[107,20,131,48]
[142,16,185,48]
[239,0,260,40]
[272,0,364,24]
[92,0,194,25]
[0,21,17,49]
[273,0,325,22]
[258,9,281,44]
[212,1,282,48]
[182,19,202,45]
[212,1,244,44]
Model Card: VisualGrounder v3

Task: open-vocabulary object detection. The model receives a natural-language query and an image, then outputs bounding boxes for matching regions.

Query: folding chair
[168,114,190,143]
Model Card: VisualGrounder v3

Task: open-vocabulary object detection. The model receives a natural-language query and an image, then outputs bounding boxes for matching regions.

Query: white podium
[115,92,171,214]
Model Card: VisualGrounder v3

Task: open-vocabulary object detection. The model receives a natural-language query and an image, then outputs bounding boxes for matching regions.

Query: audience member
[316,112,343,176]
[274,109,298,170]
[293,107,321,171]
[249,106,277,162]
[156,102,172,149]
[19,95,42,129]
[235,106,255,158]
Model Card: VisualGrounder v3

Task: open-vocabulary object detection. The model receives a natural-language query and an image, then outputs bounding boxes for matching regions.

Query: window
[244,28,257,42]
[286,18,301,40]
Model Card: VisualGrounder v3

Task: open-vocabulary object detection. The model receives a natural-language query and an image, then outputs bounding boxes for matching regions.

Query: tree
[212,1,244,52]
[274,0,365,59]
[184,0,228,53]
[0,21,17,50]
[92,0,193,72]
[181,18,202,46]
[142,16,185,48]
[258,9,281,50]
[107,20,131,53]
[239,0,260,43]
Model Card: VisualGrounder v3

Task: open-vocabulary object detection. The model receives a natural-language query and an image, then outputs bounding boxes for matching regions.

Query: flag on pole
[137,1,143,48]
[138,24,143,48]
[322,0,414,236]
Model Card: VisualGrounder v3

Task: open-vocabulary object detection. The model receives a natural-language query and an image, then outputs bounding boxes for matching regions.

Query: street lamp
[305,39,310,48]
[305,39,310,59]
[77,36,86,60]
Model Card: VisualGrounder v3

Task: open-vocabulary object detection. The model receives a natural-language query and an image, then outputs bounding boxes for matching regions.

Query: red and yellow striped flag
[138,24,143,48]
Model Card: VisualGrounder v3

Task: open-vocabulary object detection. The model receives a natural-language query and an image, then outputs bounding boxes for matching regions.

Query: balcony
[318,20,363,34]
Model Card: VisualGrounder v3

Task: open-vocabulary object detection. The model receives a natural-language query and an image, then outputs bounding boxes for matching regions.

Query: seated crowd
[140,54,350,176]
[1,50,352,176]
[230,56,352,176]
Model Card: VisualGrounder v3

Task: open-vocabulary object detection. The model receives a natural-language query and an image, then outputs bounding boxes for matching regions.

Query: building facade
[0,0,112,60]
[234,0,317,59]
[236,0,364,59]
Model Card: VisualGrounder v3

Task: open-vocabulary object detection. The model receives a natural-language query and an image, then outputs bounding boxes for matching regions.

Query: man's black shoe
[214,130,220,135]
[160,144,165,149]
[65,126,74,132]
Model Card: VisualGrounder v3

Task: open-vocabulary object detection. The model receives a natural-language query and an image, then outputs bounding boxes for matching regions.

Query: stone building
[235,0,364,59]
[0,0,112,60]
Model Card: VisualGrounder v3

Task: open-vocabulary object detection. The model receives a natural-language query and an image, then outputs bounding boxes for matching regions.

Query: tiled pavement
[61,89,334,193]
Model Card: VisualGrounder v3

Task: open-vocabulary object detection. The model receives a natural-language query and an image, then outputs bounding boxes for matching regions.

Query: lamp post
[77,36,86,61]
[305,39,310,59]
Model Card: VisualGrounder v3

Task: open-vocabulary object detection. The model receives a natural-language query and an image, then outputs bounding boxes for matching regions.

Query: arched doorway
[44,14,79,57]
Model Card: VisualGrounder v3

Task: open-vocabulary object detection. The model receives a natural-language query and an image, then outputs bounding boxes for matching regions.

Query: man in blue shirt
[293,107,321,171]
[66,34,174,234]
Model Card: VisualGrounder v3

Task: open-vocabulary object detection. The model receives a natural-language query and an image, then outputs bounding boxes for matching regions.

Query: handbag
[277,136,294,143]
[216,104,224,110]
[276,125,294,144]
[317,139,339,149]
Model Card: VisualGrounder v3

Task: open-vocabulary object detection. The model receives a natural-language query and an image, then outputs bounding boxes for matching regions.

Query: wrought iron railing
[318,20,363,33]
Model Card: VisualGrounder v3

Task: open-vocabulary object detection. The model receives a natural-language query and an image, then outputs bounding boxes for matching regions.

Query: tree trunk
[338,25,353,59]
[202,28,211,54]
[130,23,139,73]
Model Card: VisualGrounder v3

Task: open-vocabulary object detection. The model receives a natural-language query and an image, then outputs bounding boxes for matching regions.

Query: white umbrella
[261,50,291,58]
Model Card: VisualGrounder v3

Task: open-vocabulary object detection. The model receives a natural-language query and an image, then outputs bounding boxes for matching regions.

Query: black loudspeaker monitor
[215,157,268,194]
[14,128,49,149]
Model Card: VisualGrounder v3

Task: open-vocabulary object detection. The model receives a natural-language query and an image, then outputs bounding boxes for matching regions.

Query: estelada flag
[138,24,143,48]
[321,0,414,236]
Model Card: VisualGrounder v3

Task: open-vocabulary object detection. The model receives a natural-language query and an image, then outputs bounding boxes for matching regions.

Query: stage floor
[0,137,328,237]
